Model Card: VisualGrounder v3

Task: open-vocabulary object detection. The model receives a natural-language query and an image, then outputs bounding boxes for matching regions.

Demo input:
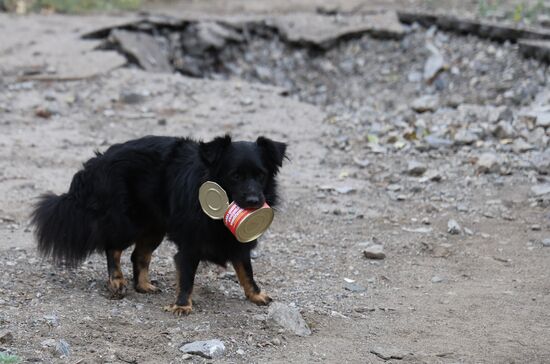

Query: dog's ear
[199,135,231,166]
[256,136,287,173]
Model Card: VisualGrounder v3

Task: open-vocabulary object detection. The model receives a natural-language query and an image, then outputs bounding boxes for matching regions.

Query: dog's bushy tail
[31,192,97,266]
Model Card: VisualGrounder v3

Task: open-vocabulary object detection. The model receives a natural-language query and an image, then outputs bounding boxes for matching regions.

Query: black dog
[31,135,287,315]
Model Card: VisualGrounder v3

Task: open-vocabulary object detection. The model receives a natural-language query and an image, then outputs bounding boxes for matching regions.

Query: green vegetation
[0,353,21,364]
[0,0,141,13]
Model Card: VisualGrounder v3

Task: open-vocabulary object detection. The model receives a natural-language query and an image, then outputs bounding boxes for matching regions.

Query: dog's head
[199,135,287,209]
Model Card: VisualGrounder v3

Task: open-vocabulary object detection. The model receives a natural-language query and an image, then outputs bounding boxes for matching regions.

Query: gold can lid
[199,181,229,219]
[235,206,274,243]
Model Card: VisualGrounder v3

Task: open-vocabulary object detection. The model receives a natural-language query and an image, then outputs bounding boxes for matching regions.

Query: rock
[530,150,550,174]
[335,186,356,194]
[110,29,172,73]
[35,107,53,119]
[512,138,535,153]
[56,339,71,357]
[353,157,370,168]
[370,346,410,360]
[419,170,442,183]
[431,276,444,283]
[432,245,451,258]
[189,22,243,52]
[119,90,145,104]
[236,349,245,355]
[272,12,405,48]
[531,224,541,231]
[406,160,427,176]
[41,339,57,348]
[447,219,461,235]
[423,134,453,148]
[535,112,550,128]
[411,95,439,113]
[492,120,515,139]
[43,314,59,327]
[423,43,446,83]
[542,239,550,247]
[267,302,311,337]
[477,153,499,174]
[0,330,13,344]
[454,129,478,145]
[531,184,550,196]
[344,282,367,293]
[402,226,433,233]
[363,245,386,259]
[180,339,226,359]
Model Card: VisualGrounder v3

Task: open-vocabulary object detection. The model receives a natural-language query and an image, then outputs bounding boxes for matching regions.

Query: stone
[363,245,386,259]
[180,339,226,359]
[370,346,410,360]
[492,120,515,139]
[272,12,405,48]
[454,129,478,145]
[447,219,461,235]
[531,224,541,231]
[530,150,550,175]
[344,282,367,293]
[423,134,453,148]
[56,339,71,357]
[477,153,499,174]
[531,184,550,196]
[41,339,57,348]
[411,95,439,113]
[267,302,311,337]
[431,276,444,283]
[0,330,13,344]
[119,90,145,104]
[542,239,550,247]
[406,160,427,176]
[512,138,535,153]
[190,22,244,52]
[423,43,446,83]
[535,112,550,128]
[110,29,172,73]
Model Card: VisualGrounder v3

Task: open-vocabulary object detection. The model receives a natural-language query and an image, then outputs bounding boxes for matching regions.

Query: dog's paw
[135,282,161,294]
[247,292,272,306]
[164,304,193,316]
[108,277,128,299]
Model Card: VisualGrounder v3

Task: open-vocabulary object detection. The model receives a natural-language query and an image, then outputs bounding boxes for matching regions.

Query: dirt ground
[1,1,550,363]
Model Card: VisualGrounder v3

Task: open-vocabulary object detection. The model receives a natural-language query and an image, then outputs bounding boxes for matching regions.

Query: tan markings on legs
[163,296,193,316]
[232,262,272,306]
[108,250,128,297]
[132,239,161,294]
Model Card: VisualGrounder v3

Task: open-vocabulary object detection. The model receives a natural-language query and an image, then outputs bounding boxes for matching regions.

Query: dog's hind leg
[131,234,163,294]
[232,257,272,306]
[106,249,128,299]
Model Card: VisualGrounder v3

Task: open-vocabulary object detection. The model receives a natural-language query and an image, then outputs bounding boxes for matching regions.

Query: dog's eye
[231,172,242,181]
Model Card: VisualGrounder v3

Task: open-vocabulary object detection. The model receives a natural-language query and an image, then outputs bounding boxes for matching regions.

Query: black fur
[31,135,287,311]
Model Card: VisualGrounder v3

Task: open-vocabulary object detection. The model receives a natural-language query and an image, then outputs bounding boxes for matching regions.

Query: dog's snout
[244,195,261,207]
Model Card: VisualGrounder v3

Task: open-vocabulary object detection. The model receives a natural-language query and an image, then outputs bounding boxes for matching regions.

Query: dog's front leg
[164,250,199,316]
[232,253,272,306]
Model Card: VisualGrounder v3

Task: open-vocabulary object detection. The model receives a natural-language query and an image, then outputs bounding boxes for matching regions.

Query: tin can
[198,181,274,243]
[223,202,274,243]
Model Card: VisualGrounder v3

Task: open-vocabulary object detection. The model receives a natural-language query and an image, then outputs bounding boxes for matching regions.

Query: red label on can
[223,202,269,239]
